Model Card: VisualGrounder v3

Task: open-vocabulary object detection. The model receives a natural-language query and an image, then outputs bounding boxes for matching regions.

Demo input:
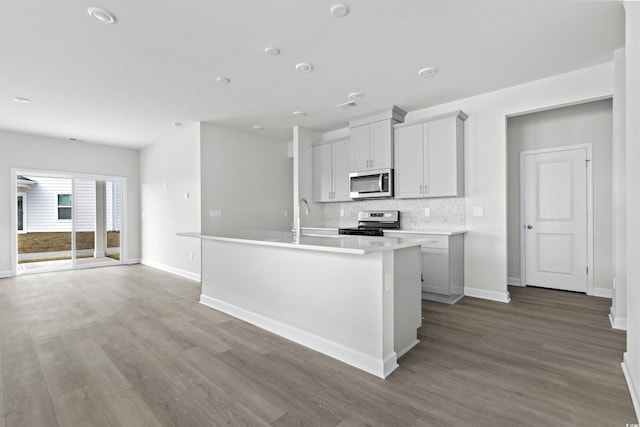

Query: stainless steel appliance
[338,210,400,236]
[349,168,393,199]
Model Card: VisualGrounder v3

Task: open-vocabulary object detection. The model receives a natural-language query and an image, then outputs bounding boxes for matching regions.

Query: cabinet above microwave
[349,106,407,172]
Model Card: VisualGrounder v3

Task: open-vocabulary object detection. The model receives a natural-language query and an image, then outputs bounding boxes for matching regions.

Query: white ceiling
[0,1,624,148]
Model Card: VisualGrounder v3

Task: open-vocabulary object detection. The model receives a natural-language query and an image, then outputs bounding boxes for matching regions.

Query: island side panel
[393,246,422,357]
[200,238,393,376]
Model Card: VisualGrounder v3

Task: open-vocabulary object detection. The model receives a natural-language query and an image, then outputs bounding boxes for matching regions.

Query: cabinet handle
[419,185,423,194]
[370,159,373,168]
[424,184,428,193]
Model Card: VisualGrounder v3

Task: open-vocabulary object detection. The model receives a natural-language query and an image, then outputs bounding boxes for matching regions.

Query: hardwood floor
[0,265,635,426]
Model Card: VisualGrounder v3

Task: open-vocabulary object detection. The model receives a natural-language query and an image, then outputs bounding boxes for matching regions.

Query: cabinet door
[421,248,450,295]
[424,117,459,197]
[332,138,351,201]
[370,120,393,169]
[350,124,371,171]
[394,124,424,198]
[312,143,332,202]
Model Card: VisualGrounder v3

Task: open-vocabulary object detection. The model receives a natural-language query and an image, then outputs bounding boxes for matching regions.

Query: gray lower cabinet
[385,232,465,304]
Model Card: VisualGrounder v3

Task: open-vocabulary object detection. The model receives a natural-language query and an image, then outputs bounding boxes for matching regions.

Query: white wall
[200,123,292,234]
[410,64,613,302]
[0,130,140,276]
[506,99,613,292]
[612,48,627,329]
[140,124,201,280]
[316,64,613,302]
[623,2,640,421]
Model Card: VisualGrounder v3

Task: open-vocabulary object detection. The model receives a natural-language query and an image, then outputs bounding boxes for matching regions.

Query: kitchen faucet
[300,197,311,216]
[293,197,311,238]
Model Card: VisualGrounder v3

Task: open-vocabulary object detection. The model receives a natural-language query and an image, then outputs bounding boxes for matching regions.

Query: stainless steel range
[338,210,400,236]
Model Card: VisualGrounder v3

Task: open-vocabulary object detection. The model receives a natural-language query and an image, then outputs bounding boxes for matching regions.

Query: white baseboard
[622,352,640,423]
[0,270,13,279]
[592,287,613,299]
[464,287,511,303]
[609,308,628,330]
[125,258,141,265]
[140,259,201,282]
[200,294,396,379]
[507,277,523,286]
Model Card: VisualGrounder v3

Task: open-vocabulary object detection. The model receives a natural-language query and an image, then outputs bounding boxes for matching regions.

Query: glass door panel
[106,180,122,261]
[17,176,73,272]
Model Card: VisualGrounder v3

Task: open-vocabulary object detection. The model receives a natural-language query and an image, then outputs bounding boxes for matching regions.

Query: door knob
[527,225,533,230]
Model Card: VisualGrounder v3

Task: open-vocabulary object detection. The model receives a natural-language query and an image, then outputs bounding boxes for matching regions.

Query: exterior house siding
[22,176,96,232]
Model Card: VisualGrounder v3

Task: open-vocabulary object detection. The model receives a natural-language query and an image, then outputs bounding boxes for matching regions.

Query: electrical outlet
[340,208,345,217]
[162,182,168,191]
[209,209,223,218]
[184,192,190,200]
[188,251,193,260]
[473,206,484,217]
[284,210,288,217]
[424,207,431,217]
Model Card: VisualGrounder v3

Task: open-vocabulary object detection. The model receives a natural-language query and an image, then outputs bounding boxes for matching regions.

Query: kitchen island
[179,231,430,378]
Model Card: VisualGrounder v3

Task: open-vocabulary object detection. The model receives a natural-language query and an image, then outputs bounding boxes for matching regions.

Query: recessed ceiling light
[264,46,280,56]
[87,7,117,24]
[330,4,350,17]
[12,96,32,104]
[216,77,230,84]
[295,63,313,73]
[347,92,363,100]
[252,125,264,130]
[293,111,306,118]
[418,67,437,78]
[172,122,183,128]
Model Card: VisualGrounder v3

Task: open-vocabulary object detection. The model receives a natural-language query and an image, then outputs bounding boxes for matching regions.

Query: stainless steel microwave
[349,168,393,199]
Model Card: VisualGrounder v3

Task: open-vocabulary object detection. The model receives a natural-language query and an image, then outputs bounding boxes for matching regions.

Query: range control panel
[357,210,399,223]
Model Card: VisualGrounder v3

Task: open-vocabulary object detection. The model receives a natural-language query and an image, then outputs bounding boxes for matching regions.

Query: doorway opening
[12,170,126,275]
[506,99,613,297]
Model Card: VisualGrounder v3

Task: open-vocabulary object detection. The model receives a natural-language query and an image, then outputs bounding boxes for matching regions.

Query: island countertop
[178,231,433,255]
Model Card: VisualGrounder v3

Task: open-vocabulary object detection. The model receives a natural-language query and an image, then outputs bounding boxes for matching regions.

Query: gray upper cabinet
[312,138,350,202]
[394,111,467,198]
[349,106,407,172]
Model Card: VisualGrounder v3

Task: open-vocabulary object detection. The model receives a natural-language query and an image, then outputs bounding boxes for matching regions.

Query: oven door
[349,169,393,199]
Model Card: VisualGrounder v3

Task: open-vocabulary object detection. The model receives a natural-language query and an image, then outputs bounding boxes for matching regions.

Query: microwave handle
[379,174,383,191]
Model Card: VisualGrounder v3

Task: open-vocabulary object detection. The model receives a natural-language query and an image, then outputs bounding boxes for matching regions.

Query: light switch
[184,192,190,200]
[340,208,345,217]
[162,182,168,191]
[473,206,484,217]
[209,209,222,218]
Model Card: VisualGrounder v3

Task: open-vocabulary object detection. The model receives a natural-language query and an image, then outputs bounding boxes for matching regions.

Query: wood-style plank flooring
[0,265,636,426]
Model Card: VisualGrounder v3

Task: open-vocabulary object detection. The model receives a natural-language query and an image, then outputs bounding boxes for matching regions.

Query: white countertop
[383,229,467,236]
[178,231,432,255]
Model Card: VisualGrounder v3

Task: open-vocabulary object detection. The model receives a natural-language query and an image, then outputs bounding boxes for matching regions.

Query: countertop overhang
[178,231,432,255]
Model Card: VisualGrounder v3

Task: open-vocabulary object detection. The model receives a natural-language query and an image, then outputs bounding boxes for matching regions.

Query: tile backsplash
[323,197,466,230]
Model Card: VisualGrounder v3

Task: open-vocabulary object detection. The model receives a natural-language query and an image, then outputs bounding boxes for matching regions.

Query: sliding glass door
[14,171,125,275]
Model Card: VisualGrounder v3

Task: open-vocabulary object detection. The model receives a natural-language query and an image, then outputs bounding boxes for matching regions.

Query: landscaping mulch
[18,231,121,254]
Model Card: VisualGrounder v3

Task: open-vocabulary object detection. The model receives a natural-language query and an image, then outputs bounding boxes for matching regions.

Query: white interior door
[522,147,589,292]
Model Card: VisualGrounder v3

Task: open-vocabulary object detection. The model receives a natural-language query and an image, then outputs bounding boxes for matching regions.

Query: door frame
[519,144,594,295]
[10,168,128,277]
